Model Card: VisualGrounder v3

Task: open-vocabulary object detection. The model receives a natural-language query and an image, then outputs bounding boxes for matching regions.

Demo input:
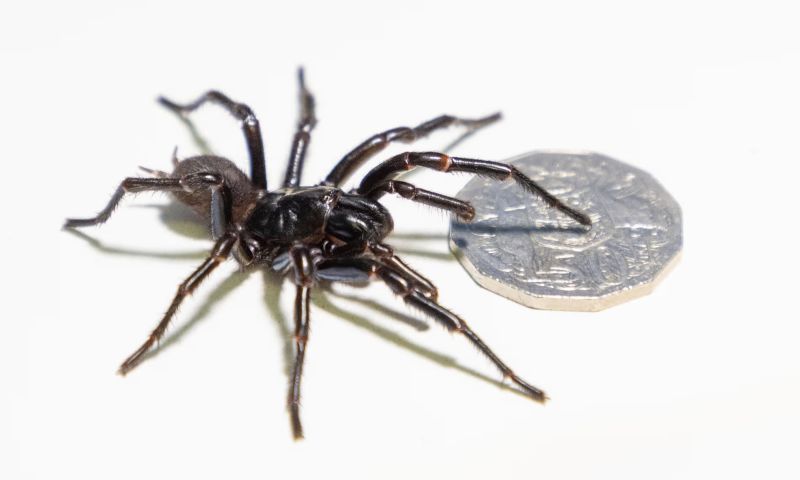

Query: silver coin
[449,151,682,312]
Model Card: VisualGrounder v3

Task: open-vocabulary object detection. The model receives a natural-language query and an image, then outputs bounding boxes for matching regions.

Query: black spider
[64,69,591,439]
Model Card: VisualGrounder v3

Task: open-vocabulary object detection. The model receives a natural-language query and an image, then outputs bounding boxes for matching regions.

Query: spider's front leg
[64,172,231,239]
[64,177,183,229]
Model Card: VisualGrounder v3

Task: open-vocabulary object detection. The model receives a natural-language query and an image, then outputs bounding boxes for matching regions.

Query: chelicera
[65,69,591,439]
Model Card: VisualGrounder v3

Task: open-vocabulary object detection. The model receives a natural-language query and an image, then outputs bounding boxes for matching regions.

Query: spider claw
[505,373,547,403]
[117,342,152,376]
[566,208,592,228]
[460,206,476,222]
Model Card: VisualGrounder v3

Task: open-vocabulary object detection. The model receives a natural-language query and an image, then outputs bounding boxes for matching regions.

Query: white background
[3,1,799,479]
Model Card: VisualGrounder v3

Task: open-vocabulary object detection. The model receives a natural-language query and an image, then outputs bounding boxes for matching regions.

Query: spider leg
[117,233,236,375]
[316,256,546,401]
[358,151,591,227]
[286,244,315,440]
[323,112,501,187]
[320,239,438,298]
[282,68,317,188]
[159,91,268,190]
[366,179,475,221]
[318,248,438,300]
[64,177,181,228]
[288,285,311,440]
[376,251,438,300]
[64,172,232,239]
[375,260,547,402]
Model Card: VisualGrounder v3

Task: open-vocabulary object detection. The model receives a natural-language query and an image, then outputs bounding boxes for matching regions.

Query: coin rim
[448,150,682,312]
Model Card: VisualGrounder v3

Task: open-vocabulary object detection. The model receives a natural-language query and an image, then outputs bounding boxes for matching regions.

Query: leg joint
[180,172,224,192]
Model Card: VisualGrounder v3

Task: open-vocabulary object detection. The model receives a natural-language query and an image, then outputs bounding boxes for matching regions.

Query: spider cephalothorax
[65,69,591,439]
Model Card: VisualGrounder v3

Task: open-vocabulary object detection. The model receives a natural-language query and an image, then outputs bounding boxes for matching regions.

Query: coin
[449,151,682,312]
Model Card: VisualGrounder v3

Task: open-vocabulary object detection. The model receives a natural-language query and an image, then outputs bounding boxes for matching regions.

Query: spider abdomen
[170,155,258,221]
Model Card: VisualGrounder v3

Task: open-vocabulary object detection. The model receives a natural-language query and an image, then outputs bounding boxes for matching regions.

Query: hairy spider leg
[358,151,592,227]
[63,173,232,239]
[377,253,439,300]
[117,233,237,375]
[283,68,317,188]
[323,112,502,187]
[316,256,547,402]
[288,285,311,440]
[365,179,476,222]
[64,172,229,238]
[287,244,315,439]
[63,177,182,228]
[159,91,268,190]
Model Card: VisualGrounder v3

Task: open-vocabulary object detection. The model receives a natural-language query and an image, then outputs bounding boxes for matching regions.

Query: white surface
[3,1,800,479]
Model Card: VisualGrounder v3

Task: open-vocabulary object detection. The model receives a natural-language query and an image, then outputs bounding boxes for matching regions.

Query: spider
[64,69,591,439]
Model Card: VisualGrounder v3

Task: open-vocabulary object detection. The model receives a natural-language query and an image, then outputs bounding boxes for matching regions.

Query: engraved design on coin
[449,151,682,311]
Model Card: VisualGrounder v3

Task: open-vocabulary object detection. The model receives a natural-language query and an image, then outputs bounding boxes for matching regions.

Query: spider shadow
[139,202,210,240]
[64,205,535,400]
[65,99,553,399]
[170,111,215,157]
[63,228,208,260]
[128,266,291,376]
[310,288,530,400]
[388,220,587,261]
[109,260,527,401]
[139,267,258,365]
